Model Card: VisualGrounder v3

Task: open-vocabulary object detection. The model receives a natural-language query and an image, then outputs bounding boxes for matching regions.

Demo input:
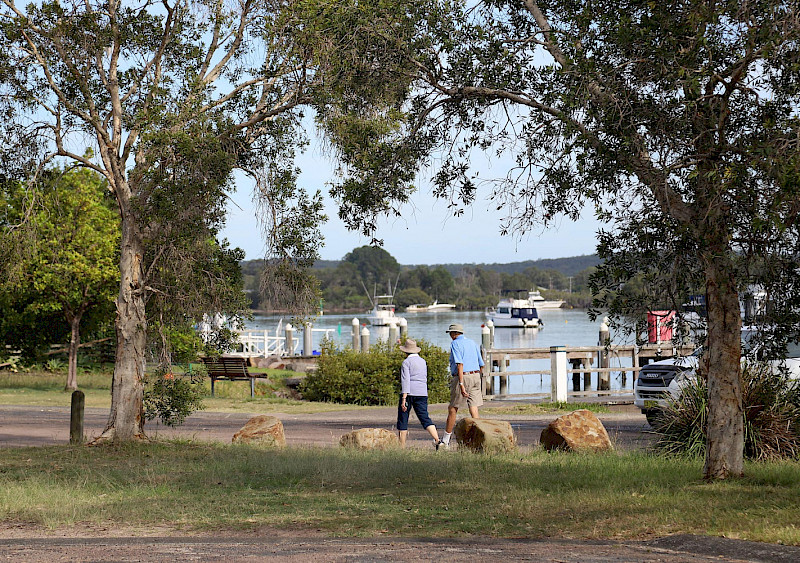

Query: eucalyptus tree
[0,0,366,441]
[319,0,800,479]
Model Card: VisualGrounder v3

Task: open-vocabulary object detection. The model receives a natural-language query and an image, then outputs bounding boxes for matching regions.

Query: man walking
[440,323,484,449]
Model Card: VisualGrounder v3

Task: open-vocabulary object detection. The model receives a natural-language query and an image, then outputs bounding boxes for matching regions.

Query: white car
[634,333,800,426]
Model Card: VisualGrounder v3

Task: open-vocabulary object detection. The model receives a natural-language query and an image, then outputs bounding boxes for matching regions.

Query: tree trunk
[702,249,744,479]
[64,312,82,392]
[95,210,147,442]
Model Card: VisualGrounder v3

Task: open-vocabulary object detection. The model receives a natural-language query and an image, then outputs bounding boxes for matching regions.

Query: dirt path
[0,402,652,449]
[1,532,799,562]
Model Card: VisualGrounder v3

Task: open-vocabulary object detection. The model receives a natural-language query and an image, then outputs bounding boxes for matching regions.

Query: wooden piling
[70,390,85,445]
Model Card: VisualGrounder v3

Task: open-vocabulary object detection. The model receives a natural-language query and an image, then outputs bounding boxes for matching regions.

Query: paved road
[0,402,653,449]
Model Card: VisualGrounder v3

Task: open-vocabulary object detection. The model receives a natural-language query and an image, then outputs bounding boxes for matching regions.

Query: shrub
[143,367,206,427]
[652,362,800,460]
[300,338,451,405]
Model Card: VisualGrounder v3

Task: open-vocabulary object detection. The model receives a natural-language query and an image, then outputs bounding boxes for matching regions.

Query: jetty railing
[229,327,335,357]
[483,343,695,401]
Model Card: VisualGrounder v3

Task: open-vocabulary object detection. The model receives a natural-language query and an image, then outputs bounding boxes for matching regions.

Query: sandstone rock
[339,428,399,450]
[232,415,286,447]
[250,355,282,369]
[454,418,516,453]
[540,409,613,452]
[267,361,286,370]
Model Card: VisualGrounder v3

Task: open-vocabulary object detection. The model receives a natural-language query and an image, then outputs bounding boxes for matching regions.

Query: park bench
[201,356,255,397]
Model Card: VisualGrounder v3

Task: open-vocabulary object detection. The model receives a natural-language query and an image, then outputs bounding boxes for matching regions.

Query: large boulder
[540,409,613,452]
[339,428,399,450]
[454,418,516,453]
[232,415,286,447]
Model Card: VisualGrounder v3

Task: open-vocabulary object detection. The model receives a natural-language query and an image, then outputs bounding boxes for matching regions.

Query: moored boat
[485,292,542,328]
[406,300,456,312]
[527,290,564,310]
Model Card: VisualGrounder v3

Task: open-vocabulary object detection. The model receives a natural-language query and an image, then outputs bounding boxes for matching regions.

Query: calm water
[246,309,634,395]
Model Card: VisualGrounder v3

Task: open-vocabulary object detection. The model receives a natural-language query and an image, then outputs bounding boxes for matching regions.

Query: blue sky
[222,141,603,266]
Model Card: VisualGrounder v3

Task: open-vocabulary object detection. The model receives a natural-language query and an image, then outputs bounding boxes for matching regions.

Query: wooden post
[70,390,85,445]
[360,325,370,352]
[487,319,495,348]
[598,317,611,390]
[498,354,508,395]
[388,322,398,346]
[398,317,408,338]
[303,323,313,356]
[285,324,294,356]
[632,346,640,385]
[481,324,492,396]
[352,318,360,352]
[570,358,582,391]
[550,346,568,402]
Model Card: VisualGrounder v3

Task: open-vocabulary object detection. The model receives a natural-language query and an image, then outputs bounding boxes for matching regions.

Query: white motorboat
[405,300,456,313]
[526,290,564,310]
[367,295,404,326]
[485,292,542,328]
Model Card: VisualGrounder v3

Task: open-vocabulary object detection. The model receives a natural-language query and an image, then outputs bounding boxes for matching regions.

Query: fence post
[550,346,568,402]
[499,354,508,395]
[486,319,495,348]
[598,317,611,390]
[388,322,398,346]
[360,325,370,352]
[70,390,85,445]
[352,318,360,352]
[398,317,408,338]
[303,323,313,356]
[481,324,492,396]
[285,324,294,356]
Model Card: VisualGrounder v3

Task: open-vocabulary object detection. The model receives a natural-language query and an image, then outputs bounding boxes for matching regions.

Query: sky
[221,139,604,266]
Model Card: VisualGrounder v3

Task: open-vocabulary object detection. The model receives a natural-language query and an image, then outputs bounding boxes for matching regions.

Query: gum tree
[321,0,800,479]
[0,0,368,441]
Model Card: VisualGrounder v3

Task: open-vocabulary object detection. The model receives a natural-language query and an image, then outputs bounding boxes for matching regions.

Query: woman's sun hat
[399,339,421,354]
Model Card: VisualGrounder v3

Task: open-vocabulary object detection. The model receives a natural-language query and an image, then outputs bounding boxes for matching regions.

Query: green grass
[0,369,378,414]
[1,443,800,544]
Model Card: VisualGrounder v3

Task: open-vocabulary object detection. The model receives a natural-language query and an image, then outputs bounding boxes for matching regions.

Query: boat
[526,290,565,310]
[485,291,542,328]
[405,300,457,313]
[364,279,405,326]
[366,294,404,326]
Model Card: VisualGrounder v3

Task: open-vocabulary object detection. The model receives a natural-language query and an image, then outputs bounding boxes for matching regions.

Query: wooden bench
[201,356,255,397]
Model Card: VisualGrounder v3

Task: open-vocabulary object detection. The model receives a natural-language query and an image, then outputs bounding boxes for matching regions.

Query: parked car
[634,328,800,426]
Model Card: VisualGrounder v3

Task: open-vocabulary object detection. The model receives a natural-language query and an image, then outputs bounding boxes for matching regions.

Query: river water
[246,309,635,395]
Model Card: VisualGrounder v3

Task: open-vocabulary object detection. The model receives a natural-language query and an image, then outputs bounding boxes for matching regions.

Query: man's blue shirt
[449,334,484,375]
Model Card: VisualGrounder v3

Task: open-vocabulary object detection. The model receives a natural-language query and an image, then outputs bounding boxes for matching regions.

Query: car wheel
[645,410,663,427]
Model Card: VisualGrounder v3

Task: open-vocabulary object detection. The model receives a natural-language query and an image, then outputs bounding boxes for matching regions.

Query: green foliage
[653,363,800,461]
[143,367,206,427]
[301,338,449,405]
[0,167,119,386]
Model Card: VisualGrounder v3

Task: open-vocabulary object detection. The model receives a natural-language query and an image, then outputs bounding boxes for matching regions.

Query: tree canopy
[0,0,373,441]
[0,167,119,389]
[320,0,800,479]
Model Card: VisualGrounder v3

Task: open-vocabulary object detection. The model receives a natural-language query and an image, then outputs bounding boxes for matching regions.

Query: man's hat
[398,339,421,354]
[445,323,464,334]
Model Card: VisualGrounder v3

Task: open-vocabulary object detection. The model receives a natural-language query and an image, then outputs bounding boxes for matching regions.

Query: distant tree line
[242,246,598,312]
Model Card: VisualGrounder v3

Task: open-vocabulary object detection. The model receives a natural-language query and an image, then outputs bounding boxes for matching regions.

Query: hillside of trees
[242,247,599,313]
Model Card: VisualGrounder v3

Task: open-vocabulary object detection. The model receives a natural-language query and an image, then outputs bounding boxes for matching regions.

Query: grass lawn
[0,369,379,414]
[1,442,800,544]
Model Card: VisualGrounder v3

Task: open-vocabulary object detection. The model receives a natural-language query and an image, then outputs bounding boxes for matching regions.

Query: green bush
[652,361,800,460]
[300,338,451,405]
[143,367,206,427]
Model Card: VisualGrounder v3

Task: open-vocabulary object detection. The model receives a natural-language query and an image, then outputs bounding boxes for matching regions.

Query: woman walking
[397,339,442,449]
